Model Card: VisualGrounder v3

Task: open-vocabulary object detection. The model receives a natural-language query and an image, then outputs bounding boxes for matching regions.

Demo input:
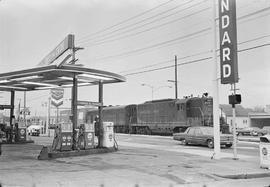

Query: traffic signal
[229,94,241,105]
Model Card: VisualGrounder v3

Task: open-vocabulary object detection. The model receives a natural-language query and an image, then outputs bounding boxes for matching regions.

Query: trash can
[101,122,114,148]
[259,135,270,169]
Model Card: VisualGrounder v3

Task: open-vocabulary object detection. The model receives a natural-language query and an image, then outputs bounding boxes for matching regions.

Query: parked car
[27,125,41,136]
[236,127,267,136]
[0,129,6,142]
[262,126,270,135]
[173,126,233,148]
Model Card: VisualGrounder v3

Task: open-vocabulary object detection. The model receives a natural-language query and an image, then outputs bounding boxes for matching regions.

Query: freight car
[85,105,137,134]
[85,95,213,135]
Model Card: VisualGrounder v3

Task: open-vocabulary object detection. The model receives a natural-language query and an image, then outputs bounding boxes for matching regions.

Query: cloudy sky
[0,0,270,115]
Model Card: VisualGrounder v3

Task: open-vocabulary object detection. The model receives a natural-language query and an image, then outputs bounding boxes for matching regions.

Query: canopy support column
[71,75,78,150]
[98,81,103,147]
[9,90,15,126]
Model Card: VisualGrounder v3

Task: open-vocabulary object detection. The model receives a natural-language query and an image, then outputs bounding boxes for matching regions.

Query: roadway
[116,134,260,158]
[0,133,269,187]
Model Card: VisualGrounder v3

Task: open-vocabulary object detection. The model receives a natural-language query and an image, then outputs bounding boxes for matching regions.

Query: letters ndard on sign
[219,0,239,84]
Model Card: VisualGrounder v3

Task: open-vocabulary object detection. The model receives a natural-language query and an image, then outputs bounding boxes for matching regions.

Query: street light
[141,84,172,100]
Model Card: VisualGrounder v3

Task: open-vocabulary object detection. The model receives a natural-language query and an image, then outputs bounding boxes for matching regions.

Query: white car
[27,125,41,136]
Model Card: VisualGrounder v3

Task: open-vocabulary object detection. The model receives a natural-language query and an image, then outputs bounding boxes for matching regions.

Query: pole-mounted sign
[51,88,64,107]
[219,0,239,84]
[37,34,74,67]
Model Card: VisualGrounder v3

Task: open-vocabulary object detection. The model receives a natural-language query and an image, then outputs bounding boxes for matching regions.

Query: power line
[82,6,210,47]
[79,0,203,45]
[123,41,270,77]
[77,0,176,42]
[78,6,270,67]
[238,42,270,53]
[119,59,174,74]
[124,57,212,76]
[92,27,211,61]
[79,1,269,45]
[238,34,270,45]
[238,6,270,20]
[119,50,211,74]
[121,34,270,75]
[81,7,270,63]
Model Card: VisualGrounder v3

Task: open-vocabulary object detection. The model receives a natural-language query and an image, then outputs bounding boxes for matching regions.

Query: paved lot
[0,134,270,187]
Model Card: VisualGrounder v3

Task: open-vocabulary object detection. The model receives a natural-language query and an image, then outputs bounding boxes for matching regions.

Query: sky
[0,0,270,116]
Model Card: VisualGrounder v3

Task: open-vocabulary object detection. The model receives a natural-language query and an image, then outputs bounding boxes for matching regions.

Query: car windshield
[200,127,213,135]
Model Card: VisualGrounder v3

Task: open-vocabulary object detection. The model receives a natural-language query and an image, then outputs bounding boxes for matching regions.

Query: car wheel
[182,139,188,145]
[207,139,214,149]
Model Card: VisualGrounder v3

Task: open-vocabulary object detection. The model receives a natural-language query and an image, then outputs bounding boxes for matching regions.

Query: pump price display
[218,0,239,84]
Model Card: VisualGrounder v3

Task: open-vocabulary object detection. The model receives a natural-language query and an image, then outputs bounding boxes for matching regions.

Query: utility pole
[167,55,178,99]
[174,55,178,99]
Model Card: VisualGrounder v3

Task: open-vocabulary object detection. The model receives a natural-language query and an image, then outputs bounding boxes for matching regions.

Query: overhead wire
[91,27,211,62]
[119,50,211,74]
[122,38,270,76]
[79,1,269,47]
[124,57,212,76]
[78,0,194,44]
[82,6,210,47]
[79,0,204,46]
[84,6,270,63]
[77,0,176,42]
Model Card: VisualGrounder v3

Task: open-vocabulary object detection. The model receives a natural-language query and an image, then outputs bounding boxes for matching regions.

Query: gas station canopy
[0,64,126,91]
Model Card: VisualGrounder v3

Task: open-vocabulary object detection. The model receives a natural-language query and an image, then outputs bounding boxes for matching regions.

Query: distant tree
[253,106,265,113]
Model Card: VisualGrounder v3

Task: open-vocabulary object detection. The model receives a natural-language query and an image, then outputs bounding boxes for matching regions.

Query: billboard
[219,0,239,84]
[37,34,74,67]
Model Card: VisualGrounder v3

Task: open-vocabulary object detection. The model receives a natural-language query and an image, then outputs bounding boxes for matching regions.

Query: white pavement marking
[118,141,255,159]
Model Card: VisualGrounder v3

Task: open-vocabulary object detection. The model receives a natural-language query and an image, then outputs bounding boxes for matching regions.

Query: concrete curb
[238,138,260,143]
[38,146,117,160]
[215,171,270,179]
[2,140,34,144]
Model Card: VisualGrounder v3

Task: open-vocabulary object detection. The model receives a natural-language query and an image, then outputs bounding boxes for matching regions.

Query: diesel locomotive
[84,95,213,135]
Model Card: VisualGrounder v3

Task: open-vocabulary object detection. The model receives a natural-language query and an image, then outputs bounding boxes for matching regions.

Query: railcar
[85,95,214,135]
[133,96,213,135]
[86,105,137,133]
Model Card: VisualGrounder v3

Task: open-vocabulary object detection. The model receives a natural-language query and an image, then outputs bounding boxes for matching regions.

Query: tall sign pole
[212,0,221,159]
[218,0,239,159]
[231,84,238,159]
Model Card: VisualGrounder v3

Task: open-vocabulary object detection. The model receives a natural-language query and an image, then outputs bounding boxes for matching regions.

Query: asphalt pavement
[0,134,270,187]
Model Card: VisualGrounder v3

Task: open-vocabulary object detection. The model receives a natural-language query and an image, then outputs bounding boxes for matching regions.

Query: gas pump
[52,123,73,151]
[60,122,73,151]
[78,123,95,149]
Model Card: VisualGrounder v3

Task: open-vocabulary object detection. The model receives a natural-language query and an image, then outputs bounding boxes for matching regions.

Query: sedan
[236,127,267,136]
[173,126,233,148]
